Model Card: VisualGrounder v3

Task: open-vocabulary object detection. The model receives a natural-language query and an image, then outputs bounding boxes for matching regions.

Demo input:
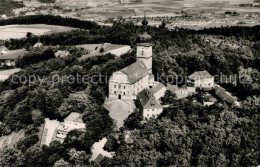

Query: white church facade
[109,18,155,101]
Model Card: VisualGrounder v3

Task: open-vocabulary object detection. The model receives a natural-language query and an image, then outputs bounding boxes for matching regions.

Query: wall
[143,108,163,119]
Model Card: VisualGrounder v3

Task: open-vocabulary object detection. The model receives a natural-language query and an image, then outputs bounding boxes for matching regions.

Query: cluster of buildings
[108,18,237,119]
[40,112,86,146]
[56,112,85,140]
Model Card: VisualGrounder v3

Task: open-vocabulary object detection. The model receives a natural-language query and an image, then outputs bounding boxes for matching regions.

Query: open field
[0,130,25,150]
[77,43,131,61]
[75,0,259,20]
[105,100,135,128]
[0,24,76,40]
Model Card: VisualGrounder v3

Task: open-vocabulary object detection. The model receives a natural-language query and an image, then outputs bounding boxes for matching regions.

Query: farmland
[0,24,76,40]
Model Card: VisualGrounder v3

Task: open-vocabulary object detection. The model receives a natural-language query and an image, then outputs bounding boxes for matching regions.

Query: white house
[150,82,166,100]
[188,70,215,90]
[55,50,69,58]
[56,112,85,139]
[175,85,189,99]
[137,89,163,119]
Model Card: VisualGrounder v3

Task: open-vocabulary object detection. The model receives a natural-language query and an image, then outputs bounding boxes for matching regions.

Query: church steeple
[142,14,148,33]
[136,15,153,74]
[139,15,152,42]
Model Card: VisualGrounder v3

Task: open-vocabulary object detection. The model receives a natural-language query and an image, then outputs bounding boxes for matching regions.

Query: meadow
[0,24,76,40]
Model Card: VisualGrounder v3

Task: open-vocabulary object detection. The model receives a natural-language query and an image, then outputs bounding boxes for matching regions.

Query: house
[0,49,26,67]
[137,89,163,119]
[149,82,190,100]
[175,85,189,99]
[214,85,237,105]
[150,82,166,100]
[109,17,154,101]
[188,70,215,90]
[55,50,69,57]
[0,68,21,81]
[56,112,85,139]
[165,84,189,99]
[33,42,43,48]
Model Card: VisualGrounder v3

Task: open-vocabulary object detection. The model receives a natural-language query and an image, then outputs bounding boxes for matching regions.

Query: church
[109,18,155,101]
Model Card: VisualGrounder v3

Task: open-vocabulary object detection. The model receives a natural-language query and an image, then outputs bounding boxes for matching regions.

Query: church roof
[139,32,152,42]
[120,60,149,84]
[137,89,162,109]
[189,70,213,80]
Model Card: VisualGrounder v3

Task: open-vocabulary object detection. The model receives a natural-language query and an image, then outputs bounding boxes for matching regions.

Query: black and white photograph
[0,0,259,166]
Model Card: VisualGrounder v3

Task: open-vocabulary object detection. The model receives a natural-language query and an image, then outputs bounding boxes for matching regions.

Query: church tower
[136,16,153,74]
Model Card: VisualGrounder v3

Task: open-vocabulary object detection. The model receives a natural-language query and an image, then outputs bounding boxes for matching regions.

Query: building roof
[150,82,165,94]
[0,49,26,60]
[139,34,152,43]
[215,85,237,104]
[166,84,178,93]
[189,70,213,80]
[137,42,153,47]
[64,112,84,123]
[120,60,149,84]
[137,89,162,109]
[179,85,188,90]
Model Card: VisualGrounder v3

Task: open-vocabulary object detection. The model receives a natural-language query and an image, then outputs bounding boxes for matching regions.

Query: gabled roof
[137,89,162,109]
[65,112,84,123]
[166,84,178,93]
[189,70,213,80]
[215,85,237,104]
[150,82,165,94]
[0,49,26,60]
[120,60,149,84]
[179,85,188,90]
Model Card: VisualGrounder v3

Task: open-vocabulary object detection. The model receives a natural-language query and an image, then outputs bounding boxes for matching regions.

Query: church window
[123,92,125,95]
[119,85,121,89]
[124,86,126,89]
[114,85,116,88]
[114,91,116,94]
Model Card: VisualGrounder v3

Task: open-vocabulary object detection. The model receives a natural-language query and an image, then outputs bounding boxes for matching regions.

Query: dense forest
[0,15,98,29]
[0,16,259,166]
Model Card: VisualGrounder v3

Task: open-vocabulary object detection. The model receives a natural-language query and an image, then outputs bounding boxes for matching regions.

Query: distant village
[0,0,259,30]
